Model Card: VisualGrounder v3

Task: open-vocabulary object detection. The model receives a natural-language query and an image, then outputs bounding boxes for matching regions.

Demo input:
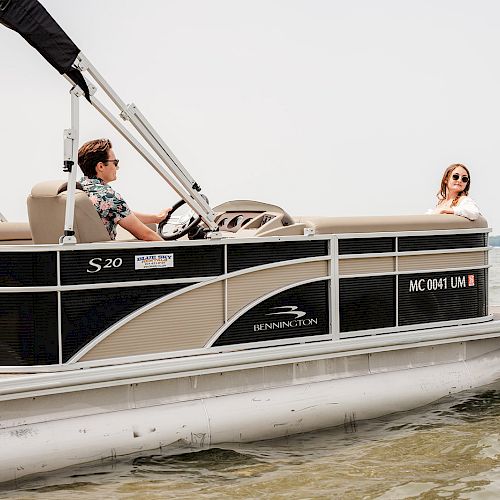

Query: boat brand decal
[213,281,329,346]
[135,254,174,270]
[408,274,475,293]
[267,306,306,318]
[253,306,318,331]
[87,257,123,273]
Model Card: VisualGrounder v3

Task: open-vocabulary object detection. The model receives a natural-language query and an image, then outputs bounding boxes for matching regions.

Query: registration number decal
[408,274,475,293]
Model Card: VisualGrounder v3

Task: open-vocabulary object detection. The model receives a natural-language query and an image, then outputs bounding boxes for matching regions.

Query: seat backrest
[293,214,488,234]
[27,180,112,244]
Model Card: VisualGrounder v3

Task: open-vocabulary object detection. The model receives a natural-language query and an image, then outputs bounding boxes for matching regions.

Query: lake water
[3,250,500,499]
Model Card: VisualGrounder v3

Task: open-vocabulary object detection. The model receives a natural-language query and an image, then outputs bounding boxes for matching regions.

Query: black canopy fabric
[0,0,90,100]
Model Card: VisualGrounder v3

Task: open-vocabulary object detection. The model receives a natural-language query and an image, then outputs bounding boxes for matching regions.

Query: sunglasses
[103,159,119,168]
[452,173,468,183]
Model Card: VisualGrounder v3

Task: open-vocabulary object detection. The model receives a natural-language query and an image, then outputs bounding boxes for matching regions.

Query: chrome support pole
[332,236,340,339]
[60,88,80,244]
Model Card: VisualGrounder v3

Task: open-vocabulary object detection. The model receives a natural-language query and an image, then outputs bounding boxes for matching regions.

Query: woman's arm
[452,197,480,221]
[436,197,480,220]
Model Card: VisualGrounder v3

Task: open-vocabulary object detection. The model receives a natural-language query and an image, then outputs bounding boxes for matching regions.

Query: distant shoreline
[490,236,500,247]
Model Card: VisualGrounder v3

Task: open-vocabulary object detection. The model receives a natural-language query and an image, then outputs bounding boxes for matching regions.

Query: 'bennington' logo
[253,305,318,332]
[266,306,306,319]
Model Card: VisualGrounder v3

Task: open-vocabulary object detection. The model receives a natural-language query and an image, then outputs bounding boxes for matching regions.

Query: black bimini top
[0,0,89,99]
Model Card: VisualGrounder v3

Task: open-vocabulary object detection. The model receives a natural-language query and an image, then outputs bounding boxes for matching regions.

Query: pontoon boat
[0,0,499,483]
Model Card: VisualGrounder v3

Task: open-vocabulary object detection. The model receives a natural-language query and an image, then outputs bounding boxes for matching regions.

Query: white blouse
[427,196,481,221]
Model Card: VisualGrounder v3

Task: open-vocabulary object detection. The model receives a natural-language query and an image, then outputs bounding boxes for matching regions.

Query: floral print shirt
[80,177,131,240]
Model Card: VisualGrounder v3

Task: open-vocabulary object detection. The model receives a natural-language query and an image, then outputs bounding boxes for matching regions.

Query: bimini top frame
[61,53,217,243]
[0,0,217,243]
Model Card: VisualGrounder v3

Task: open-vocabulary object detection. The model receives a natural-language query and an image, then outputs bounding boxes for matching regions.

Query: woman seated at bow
[428,163,480,221]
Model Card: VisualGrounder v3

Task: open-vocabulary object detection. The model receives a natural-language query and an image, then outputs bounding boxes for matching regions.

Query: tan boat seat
[0,221,32,244]
[27,180,112,244]
[293,214,488,234]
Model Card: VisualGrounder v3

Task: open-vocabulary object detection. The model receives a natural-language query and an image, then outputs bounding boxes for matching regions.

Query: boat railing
[0,220,492,371]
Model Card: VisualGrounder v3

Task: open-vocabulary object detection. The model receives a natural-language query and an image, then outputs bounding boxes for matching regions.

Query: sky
[1,0,499,231]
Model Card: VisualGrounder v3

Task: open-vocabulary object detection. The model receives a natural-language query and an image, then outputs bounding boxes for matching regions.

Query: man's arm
[134,208,170,224]
[118,213,163,241]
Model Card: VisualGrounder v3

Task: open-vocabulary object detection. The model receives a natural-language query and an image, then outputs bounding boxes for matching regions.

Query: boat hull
[1,334,499,483]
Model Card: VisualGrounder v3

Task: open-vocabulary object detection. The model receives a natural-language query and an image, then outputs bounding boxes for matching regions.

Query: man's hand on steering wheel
[155,207,172,224]
[157,199,201,240]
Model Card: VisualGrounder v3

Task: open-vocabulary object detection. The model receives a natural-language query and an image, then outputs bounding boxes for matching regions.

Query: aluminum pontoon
[0,0,499,484]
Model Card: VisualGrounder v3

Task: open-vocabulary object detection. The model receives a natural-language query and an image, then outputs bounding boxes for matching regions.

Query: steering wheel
[157,199,202,241]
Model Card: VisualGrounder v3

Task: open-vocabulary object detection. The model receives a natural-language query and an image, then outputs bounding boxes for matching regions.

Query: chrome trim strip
[332,236,340,339]
[0,276,211,293]
[335,228,490,239]
[224,243,228,323]
[57,250,62,365]
[395,236,399,327]
[340,264,490,279]
[205,334,333,355]
[328,237,333,337]
[340,314,493,338]
[339,246,491,259]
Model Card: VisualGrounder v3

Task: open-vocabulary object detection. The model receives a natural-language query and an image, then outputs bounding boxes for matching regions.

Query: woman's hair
[437,163,471,206]
[78,138,113,177]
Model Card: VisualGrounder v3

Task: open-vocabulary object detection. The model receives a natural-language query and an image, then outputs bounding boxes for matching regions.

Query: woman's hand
[439,209,454,215]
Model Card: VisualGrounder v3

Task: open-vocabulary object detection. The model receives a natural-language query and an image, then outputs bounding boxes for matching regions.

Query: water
[3,250,500,499]
[490,248,500,305]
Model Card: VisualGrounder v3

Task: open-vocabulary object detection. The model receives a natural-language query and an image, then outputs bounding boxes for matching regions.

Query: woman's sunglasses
[452,173,469,183]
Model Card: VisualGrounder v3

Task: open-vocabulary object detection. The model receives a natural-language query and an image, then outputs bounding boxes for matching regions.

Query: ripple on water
[131,448,273,481]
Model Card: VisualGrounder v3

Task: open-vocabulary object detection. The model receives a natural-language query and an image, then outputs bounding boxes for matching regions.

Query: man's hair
[78,138,113,177]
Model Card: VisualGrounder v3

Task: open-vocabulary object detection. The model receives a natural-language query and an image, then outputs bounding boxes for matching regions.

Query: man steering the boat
[78,138,169,241]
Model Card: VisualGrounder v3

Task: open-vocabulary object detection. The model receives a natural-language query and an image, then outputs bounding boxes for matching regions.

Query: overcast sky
[1,0,499,232]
